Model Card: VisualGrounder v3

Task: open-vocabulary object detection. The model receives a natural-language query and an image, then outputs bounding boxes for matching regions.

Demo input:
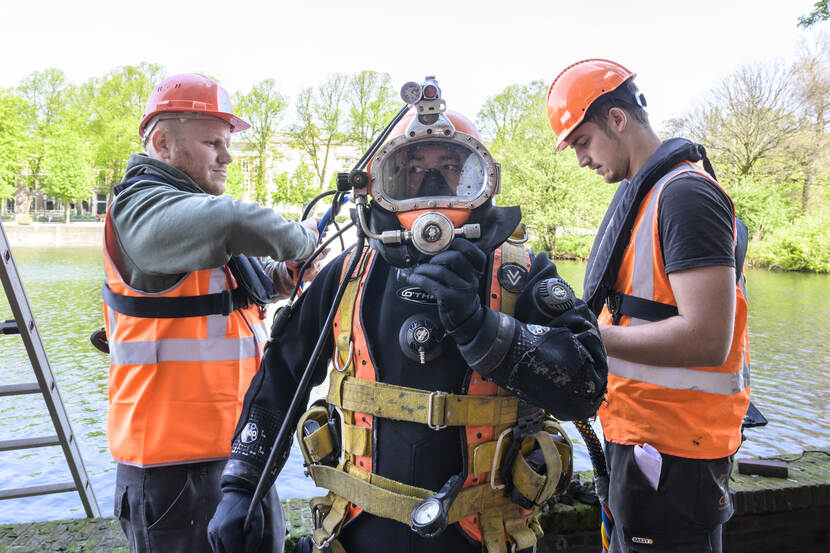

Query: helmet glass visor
[376,141,487,202]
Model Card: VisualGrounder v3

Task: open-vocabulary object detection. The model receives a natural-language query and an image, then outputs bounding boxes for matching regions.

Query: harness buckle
[427,391,447,431]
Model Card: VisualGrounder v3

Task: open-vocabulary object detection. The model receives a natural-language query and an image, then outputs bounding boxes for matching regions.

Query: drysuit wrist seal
[456,310,516,376]
[220,459,262,492]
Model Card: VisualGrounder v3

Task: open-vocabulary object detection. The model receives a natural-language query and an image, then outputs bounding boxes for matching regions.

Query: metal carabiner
[333,340,354,373]
[490,427,513,490]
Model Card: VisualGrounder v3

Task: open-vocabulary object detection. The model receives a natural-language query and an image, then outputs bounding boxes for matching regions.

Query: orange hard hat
[139,74,250,137]
[546,59,635,152]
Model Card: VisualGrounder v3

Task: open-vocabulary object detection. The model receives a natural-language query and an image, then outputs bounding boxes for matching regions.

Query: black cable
[353,105,411,171]
[302,190,338,221]
[244,233,367,532]
[765,449,830,463]
[288,221,355,303]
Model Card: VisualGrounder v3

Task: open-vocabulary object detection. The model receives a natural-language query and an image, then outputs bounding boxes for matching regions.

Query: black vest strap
[102,284,250,318]
[609,291,679,324]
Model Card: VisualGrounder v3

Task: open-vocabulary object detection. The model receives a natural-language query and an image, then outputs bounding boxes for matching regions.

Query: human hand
[207,487,263,553]
[299,217,321,244]
[405,238,486,342]
[286,248,330,284]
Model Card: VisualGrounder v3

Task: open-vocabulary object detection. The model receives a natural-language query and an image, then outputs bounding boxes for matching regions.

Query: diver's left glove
[207,463,264,553]
[405,238,487,344]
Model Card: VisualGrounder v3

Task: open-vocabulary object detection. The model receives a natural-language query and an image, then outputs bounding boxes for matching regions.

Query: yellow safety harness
[296,235,573,553]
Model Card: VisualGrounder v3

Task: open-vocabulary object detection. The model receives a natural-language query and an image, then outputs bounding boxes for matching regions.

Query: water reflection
[0,250,828,522]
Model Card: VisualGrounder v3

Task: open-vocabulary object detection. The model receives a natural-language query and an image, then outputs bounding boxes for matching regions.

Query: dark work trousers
[605,442,733,553]
[115,460,286,553]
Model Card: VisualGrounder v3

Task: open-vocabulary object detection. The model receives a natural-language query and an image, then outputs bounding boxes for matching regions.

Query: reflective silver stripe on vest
[207,268,231,338]
[110,335,260,365]
[251,320,268,345]
[629,164,698,326]
[608,355,749,396]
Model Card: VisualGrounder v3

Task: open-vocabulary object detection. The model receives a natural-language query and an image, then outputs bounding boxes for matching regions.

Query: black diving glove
[405,238,487,344]
[207,484,264,553]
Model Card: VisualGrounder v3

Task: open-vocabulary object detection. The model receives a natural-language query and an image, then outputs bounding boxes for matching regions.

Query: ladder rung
[0,482,77,500]
[1,319,19,334]
[0,435,61,452]
[0,383,40,397]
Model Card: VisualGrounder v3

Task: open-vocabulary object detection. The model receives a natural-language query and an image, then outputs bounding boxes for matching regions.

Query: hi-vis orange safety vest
[598,162,750,459]
[103,215,269,467]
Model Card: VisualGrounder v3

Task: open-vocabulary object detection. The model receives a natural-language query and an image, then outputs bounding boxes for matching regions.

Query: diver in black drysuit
[206,198,608,553]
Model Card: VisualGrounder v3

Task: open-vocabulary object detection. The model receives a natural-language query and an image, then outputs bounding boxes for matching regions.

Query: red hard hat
[139,74,250,137]
[546,59,635,152]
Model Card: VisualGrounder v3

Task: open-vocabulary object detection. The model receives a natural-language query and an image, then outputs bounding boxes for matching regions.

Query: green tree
[476,82,542,142]
[224,160,245,199]
[234,79,287,204]
[799,0,829,27]
[79,63,165,194]
[0,91,30,206]
[346,71,398,151]
[288,74,348,188]
[478,81,612,257]
[42,128,94,223]
[271,161,318,206]
[665,61,801,177]
[15,68,71,219]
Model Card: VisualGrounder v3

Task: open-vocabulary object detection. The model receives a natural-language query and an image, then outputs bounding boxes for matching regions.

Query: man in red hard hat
[102,73,321,553]
[547,59,750,553]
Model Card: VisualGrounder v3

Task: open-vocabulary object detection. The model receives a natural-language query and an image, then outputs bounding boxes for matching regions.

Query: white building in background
[229,135,362,207]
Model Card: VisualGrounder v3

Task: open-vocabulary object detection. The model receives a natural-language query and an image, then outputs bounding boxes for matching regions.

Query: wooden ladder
[0,220,100,517]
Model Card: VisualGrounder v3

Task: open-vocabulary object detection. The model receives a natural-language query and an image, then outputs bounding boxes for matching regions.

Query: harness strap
[335,248,372,369]
[308,463,530,530]
[327,376,520,428]
[498,240,529,316]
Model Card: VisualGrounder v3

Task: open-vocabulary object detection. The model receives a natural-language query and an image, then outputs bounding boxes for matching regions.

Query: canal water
[1,247,829,522]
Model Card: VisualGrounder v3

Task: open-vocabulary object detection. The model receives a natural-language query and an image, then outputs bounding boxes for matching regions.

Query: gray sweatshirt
[108,154,316,293]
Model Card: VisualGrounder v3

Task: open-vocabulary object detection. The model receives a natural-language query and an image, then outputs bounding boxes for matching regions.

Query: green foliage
[79,63,165,192]
[288,74,348,187]
[752,210,830,272]
[234,79,287,204]
[798,0,829,27]
[347,71,398,151]
[0,91,30,199]
[224,161,245,199]
[479,81,613,258]
[42,128,94,223]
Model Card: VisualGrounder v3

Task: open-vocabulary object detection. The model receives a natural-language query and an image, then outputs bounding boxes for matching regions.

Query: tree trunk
[64,203,71,224]
[801,170,813,214]
[13,184,32,220]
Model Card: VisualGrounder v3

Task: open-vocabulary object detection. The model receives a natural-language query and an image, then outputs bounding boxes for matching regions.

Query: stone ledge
[1,452,827,552]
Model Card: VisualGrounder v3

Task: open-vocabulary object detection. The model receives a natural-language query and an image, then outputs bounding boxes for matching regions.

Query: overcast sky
[2,0,828,132]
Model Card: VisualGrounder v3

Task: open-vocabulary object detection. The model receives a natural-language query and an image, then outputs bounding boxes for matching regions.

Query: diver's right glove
[405,238,487,344]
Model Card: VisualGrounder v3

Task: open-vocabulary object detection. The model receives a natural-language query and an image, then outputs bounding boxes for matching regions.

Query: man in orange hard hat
[547,59,750,553]
[102,73,321,553]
